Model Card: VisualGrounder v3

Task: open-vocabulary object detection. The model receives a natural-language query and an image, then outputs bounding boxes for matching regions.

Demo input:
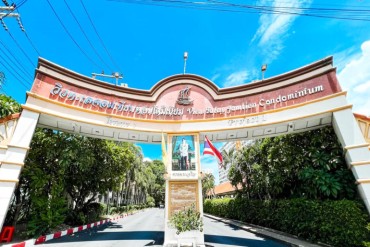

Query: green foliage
[364,224,370,247]
[146,196,155,207]
[6,128,152,234]
[228,126,357,200]
[0,94,21,118]
[204,198,370,247]
[66,202,105,225]
[201,173,215,199]
[170,205,203,235]
[6,126,168,236]
[141,159,166,206]
[27,182,67,237]
[22,129,69,237]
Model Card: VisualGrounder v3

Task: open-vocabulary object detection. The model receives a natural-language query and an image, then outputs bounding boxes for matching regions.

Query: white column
[0,110,39,230]
[333,109,370,213]
[164,179,171,246]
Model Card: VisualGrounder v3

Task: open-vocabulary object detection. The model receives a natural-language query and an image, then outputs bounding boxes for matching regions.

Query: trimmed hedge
[204,198,370,247]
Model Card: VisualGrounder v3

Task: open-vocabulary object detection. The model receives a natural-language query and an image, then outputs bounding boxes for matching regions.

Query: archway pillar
[163,134,204,246]
[333,109,370,213]
[0,110,39,231]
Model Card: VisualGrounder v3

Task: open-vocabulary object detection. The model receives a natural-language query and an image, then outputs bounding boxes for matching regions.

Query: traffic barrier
[1,212,135,247]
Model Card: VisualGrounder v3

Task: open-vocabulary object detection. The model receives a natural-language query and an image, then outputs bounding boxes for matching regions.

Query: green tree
[63,139,135,216]
[147,160,165,206]
[229,126,357,200]
[228,141,262,198]
[222,146,240,168]
[0,93,21,118]
[23,129,69,236]
[5,125,166,234]
[6,128,139,233]
[202,173,215,200]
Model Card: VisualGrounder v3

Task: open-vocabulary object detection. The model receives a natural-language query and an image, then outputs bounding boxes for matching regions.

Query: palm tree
[221,146,238,179]
[202,173,215,200]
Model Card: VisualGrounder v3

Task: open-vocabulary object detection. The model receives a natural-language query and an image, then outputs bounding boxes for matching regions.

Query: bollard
[0,226,15,243]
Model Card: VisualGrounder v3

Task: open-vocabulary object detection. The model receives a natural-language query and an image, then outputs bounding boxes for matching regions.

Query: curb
[204,214,327,247]
[1,212,136,247]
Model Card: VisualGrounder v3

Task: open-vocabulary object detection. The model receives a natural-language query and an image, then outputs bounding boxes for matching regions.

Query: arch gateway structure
[1,56,370,245]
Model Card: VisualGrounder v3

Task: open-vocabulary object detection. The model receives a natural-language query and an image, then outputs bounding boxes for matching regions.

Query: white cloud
[211,73,220,82]
[333,46,360,72]
[223,70,250,87]
[353,80,370,93]
[252,0,313,62]
[201,155,220,184]
[143,157,153,162]
[337,40,370,116]
[202,168,214,175]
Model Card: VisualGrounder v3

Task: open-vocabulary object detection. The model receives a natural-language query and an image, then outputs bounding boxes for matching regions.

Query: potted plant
[169,204,203,235]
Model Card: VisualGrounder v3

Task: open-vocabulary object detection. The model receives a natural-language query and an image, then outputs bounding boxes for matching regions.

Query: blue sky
[1,0,370,184]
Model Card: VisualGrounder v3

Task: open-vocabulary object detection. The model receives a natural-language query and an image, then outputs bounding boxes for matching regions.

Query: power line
[108,0,370,21]
[108,0,254,14]
[14,8,41,56]
[0,5,36,67]
[210,0,370,22]
[22,30,40,56]
[0,41,33,79]
[0,56,30,90]
[80,0,123,72]
[7,31,36,67]
[45,0,101,69]
[0,1,40,63]
[0,58,31,88]
[0,51,31,85]
[0,38,33,78]
[63,0,114,72]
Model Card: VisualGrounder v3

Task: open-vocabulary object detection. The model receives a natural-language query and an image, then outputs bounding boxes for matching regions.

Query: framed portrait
[171,135,196,171]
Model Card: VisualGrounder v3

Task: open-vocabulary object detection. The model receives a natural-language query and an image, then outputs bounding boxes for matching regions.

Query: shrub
[147,196,155,208]
[83,202,104,222]
[170,205,203,235]
[204,198,370,247]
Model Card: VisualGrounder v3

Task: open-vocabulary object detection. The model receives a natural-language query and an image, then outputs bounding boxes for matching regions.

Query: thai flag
[203,136,223,166]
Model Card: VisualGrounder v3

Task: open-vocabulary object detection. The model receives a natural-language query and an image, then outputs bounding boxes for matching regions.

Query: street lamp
[261,64,267,80]
[183,52,188,74]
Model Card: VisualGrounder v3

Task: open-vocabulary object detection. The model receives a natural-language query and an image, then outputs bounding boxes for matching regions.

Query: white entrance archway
[0,56,369,245]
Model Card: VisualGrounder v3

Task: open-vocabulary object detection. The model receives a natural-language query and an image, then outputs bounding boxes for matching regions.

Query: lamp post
[183,52,188,74]
[261,64,267,80]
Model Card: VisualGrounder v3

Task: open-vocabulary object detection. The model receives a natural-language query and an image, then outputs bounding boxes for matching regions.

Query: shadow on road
[205,234,287,247]
[44,221,164,246]
[43,215,286,247]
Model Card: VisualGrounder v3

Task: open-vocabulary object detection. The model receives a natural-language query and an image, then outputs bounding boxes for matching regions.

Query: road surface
[43,208,287,247]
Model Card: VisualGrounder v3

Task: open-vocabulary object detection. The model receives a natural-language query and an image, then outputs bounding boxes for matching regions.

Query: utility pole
[0,4,24,31]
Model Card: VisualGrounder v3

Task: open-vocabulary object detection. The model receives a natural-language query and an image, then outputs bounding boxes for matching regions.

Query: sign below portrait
[170,170,197,179]
[168,181,199,216]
